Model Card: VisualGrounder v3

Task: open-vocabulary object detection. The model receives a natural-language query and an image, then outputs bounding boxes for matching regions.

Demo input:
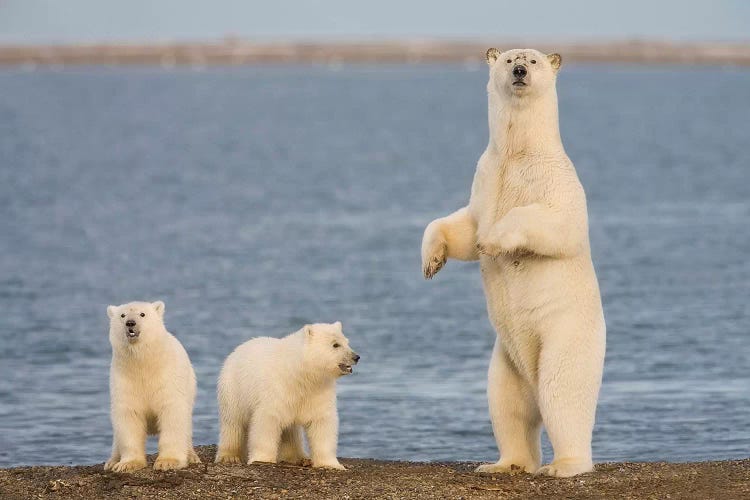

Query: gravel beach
[1,446,748,499]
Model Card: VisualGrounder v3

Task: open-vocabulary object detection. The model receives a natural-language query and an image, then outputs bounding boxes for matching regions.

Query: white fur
[215,322,359,470]
[104,301,200,472]
[422,49,606,478]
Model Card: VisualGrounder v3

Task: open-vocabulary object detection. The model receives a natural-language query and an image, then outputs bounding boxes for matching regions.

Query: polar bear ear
[152,301,165,318]
[547,53,562,71]
[333,321,342,331]
[107,305,116,319]
[486,48,501,65]
[304,324,314,338]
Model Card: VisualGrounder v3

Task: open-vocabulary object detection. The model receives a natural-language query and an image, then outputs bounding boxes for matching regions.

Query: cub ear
[152,301,165,317]
[547,53,562,71]
[334,321,342,331]
[304,324,314,337]
[486,47,501,65]
[107,305,116,319]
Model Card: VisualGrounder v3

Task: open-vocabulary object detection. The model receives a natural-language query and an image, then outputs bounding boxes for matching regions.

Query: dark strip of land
[1,445,748,499]
[1,39,750,67]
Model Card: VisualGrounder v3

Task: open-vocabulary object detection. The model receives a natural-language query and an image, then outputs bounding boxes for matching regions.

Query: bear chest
[471,161,544,234]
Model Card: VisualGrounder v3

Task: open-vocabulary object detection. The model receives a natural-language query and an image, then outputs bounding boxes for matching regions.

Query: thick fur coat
[104,301,200,472]
[421,48,606,477]
[216,322,359,470]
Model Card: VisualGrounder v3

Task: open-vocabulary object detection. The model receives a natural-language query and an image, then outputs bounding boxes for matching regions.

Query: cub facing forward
[104,301,200,472]
[422,49,606,477]
[216,322,359,470]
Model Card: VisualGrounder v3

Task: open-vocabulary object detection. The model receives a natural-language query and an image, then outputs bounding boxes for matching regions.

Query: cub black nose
[513,65,527,78]
[125,319,136,327]
[353,353,361,363]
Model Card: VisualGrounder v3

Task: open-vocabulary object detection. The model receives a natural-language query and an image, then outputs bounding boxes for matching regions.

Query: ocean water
[0,64,748,467]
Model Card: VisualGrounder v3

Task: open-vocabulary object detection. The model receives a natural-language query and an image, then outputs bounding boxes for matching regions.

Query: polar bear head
[107,301,166,348]
[303,321,360,378]
[485,48,561,99]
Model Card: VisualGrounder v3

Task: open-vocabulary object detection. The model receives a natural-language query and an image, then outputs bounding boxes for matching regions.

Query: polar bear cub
[104,301,201,472]
[216,322,359,470]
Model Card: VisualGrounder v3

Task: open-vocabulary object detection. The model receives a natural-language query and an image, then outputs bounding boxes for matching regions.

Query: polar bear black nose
[513,65,527,78]
[352,353,360,363]
[125,319,136,327]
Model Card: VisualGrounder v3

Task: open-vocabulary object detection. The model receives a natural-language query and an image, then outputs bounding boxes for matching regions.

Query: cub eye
[120,314,125,318]
[140,313,145,317]
[333,343,340,348]
[530,59,537,64]
[506,59,512,63]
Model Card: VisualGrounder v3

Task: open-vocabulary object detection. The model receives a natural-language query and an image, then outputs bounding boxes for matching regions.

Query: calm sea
[0,64,748,467]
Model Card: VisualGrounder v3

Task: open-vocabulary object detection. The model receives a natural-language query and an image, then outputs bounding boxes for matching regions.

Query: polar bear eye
[530,60,537,64]
[506,59,512,64]
[140,313,145,317]
[120,313,125,318]
[332,343,340,348]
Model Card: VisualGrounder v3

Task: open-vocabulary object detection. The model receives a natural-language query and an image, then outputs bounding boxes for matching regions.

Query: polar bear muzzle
[124,319,140,340]
[338,352,360,375]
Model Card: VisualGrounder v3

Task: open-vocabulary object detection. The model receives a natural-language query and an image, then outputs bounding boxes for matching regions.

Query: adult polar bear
[421,48,606,477]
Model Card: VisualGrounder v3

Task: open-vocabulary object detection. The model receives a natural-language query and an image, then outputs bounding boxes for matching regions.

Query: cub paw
[215,453,243,465]
[153,456,186,471]
[188,449,202,464]
[111,459,147,473]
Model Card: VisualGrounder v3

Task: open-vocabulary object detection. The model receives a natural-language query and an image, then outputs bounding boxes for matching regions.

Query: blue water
[0,65,748,467]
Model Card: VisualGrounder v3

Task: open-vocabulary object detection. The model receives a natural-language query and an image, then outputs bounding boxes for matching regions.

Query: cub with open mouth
[105,301,201,472]
[216,321,359,470]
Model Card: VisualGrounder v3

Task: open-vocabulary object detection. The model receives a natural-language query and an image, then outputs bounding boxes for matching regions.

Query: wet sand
[1,445,748,499]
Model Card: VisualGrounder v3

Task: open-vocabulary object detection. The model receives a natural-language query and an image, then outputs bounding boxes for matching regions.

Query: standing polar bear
[216,322,359,470]
[421,48,606,477]
[104,301,200,472]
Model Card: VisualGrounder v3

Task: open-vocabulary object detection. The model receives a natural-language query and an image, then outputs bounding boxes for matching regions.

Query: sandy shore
[1,445,748,499]
[1,39,750,67]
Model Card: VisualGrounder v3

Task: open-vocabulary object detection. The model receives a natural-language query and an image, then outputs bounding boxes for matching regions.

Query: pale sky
[1,0,749,44]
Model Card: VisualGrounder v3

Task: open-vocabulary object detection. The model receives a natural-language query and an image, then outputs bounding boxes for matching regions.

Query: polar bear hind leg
[536,322,604,477]
[278,426,309,465]
[247,412,282,464]
[476,340,542,474]
[216,415,247,464]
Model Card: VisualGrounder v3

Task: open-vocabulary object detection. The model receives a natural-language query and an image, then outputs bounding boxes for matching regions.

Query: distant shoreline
[1,446,748,499]
[2,39,750,67]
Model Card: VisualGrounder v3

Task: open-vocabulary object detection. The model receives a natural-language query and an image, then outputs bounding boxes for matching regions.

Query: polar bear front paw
[422,242,447,279]
[475,459,536,474]
[536,458,593,478]
[153,456,187,471]
[110,458,147,473]
[188,449,202,464]
[215,453,243,465]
